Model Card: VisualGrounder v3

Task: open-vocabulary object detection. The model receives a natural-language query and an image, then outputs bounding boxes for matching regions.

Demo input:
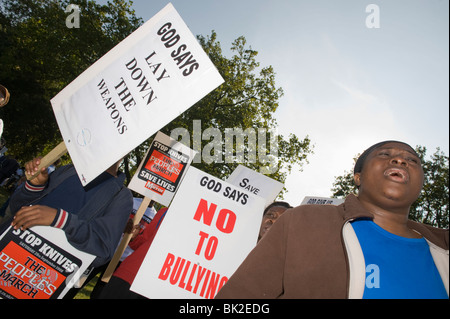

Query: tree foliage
[409,147,449,229]
[0,0,142,161]
[331,147,449,228]
[0,0,313,196]
[151,31,313,188]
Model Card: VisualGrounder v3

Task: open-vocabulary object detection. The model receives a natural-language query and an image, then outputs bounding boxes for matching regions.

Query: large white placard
[51,3,223,185]
[226,164,284,207]
[127,131,196,206]
[130,167,265,299]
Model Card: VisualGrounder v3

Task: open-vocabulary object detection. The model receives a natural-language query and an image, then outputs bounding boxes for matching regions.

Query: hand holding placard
[24,142,67,181]
[101,196,152,283]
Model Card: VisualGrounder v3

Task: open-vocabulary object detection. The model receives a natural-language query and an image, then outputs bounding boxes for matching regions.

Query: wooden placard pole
[25,141,68,180]
[101,196,153,283]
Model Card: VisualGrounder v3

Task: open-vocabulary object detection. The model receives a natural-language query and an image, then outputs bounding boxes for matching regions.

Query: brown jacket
[215,194,449,299]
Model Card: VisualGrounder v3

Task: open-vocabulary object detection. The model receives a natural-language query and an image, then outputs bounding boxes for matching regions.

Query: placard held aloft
[51,3,223,186]
[130,167,266,299]
[128,131,196,206]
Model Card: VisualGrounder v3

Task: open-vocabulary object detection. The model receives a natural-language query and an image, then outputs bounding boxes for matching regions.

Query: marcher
[216,140,449,299]
[120,197,157,261]
[88,197,157,298]
[1,157,133,296]
[96,201,291,298]
[97,207,168,299]
[0,154,19,185]
[258,201,292,241]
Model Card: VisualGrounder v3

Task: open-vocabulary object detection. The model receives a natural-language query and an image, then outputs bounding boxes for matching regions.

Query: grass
[73,273,101,299]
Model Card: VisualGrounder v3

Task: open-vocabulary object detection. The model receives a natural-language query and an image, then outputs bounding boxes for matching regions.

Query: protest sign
[0,225,94,299]
[102,133,194,283]
[300,196,344,206]
[226,164,284,207]
[128,131,196,206]
[51,3,223,186]
[130,167,265,299]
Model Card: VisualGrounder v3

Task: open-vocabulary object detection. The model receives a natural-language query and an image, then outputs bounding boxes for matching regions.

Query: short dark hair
[353,140,418,174]
[263,201,292,216]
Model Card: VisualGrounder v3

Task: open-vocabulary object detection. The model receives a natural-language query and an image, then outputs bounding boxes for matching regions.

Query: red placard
[0,242,66,299]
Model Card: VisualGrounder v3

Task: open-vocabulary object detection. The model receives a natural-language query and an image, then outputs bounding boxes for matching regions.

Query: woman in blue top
[351,140,447,298]
[216,140,448,299]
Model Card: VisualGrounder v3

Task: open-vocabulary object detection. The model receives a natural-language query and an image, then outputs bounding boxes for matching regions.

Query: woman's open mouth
[384,167,409,183]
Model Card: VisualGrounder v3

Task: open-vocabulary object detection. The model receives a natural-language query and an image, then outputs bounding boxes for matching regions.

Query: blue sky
[97,0,449,205]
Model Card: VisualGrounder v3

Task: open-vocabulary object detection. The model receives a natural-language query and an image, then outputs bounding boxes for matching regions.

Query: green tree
[130,31,313,190]
[409,147,449,229]
[0,0,142,160]
[330,154,360,198]
[331,146,449,228]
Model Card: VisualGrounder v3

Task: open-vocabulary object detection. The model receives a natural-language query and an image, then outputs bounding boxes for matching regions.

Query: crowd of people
[0,85,448,300]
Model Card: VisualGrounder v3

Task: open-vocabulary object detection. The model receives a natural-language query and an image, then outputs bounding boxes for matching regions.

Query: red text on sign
[193,199,236,234]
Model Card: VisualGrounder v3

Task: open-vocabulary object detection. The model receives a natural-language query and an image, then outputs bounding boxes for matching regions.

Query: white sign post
[130,167,265,299]
[51,3,223,186]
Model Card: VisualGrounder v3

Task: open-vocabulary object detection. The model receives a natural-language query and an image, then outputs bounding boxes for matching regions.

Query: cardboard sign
[130,167,265,299]
[128,131,196,206]
[300,196,344,206]
[0,226,95,299]
[226,164,284,207]
[51,3,223,186]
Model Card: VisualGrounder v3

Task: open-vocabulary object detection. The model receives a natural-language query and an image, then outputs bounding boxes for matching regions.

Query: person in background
[258,201,292,241]
[97,206,168,299]
[1,157,133,297]
[120,197,157,261]
[216,140,448,299]
[88,197,157,298]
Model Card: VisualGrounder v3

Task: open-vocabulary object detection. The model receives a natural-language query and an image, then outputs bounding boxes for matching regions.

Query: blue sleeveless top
[351,219,447,299]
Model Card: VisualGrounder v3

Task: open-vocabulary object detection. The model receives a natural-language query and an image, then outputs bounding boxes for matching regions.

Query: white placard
[226,164,284,207]
[130,167,265,299]
[51,3,223,185]
[128,131,196,206]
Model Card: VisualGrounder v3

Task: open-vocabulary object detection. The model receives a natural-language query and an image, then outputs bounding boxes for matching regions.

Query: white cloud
[276,76,410,205]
